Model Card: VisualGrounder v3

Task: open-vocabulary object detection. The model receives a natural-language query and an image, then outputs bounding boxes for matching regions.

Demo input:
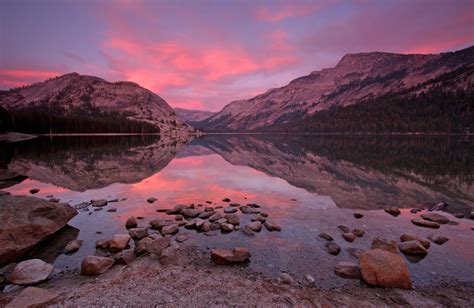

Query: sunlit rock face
[0,72,192,133]
[191,135,474,211]
[197,46,474,131]
[3,136,189,192]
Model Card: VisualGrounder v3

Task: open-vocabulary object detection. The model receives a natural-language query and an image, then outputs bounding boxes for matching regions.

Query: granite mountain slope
[196,46,474,131]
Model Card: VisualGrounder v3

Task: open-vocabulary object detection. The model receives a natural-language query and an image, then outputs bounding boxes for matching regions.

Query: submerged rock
[263,221,281,232]
[246,221,262,232]
[337,225,350,233]
[161,224,179,235]
[325,242,341,255]
[125,216,138,229]
[224,213,240,225]
[80,256,114,276]
[147,197,157,203]
[342,233,356,243]
[334,262,361,279]
[222,198,231,202]
[223,207,237,214]
[371,236,398,254]
[359,249,412,289]
[220,223,234,232]
[0,195,77,266]
[400,233,430,249]
[319,232,333,241]
[353,213,364,219]
[129,228,149,240]
[64,239,83,254]
[346,247,365,259]
[209,212,223,222]
[211,247,250,265]
[5,287,58,308]
[421,213,449,224]
[411,219,440,229]
[29,188,40,194]
[352,229,365,237]
[95,239,110,250]
[91,199,107,207]
[399,240,428,255]
[10,259,53,285]
[429,235,449,245]
[239,206,260,215]
[384,206,401,217]
[198,211,214,219]
[181,208,201,218]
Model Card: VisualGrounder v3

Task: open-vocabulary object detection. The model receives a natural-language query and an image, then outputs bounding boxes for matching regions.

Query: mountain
[0,73,192,134]
[196,46,474,132]
[174,108,215,126]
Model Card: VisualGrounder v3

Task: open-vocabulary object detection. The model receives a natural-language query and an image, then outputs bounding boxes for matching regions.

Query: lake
[1,134,473,289]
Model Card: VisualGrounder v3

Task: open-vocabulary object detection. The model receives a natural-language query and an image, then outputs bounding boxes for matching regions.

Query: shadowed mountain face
[174,108,215,126]
[0,136,189,192]
[188,135,474,212]
[196,46,474,131]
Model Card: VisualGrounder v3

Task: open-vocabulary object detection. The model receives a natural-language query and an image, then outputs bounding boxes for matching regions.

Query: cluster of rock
[74,198,124,214]
[318,208,454,289]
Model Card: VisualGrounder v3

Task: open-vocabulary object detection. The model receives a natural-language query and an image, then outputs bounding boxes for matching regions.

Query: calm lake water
[1,134,473,288]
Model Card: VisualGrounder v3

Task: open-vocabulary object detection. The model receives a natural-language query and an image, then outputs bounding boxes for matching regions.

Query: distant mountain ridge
[174,108,215,125]
[196,46,474,131]
[0,72,191,133]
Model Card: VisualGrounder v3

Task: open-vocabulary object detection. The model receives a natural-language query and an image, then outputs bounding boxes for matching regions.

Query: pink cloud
[0,69,60,88]
[255,2,324,22]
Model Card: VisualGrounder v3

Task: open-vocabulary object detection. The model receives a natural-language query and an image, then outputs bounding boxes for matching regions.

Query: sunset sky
[1,0,473,112]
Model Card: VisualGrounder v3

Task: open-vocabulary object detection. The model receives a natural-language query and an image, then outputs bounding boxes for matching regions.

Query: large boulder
[109,234,131,252]
[0,195,77,266]
[80,256,114,276]
[9,259,53,285]
[359,249,412,289]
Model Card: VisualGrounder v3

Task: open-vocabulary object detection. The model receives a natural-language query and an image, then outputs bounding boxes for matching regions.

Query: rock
[411,219,440,229]
[251,214,266,222]
[184,220,197,229]
[181,208,201,218]
[129,228,149,240]
[147,237,171,256]
[241,227,255,236]
[421,213,449,224]
[147,197,157,203]
[222,198,231,202]
[107,208,117,212]
[175,214,183,221]
[229,203,240,207]
[108,198,119,203]
[263,221,282,232]
[10,259,53,285]
[156,208,170,212]
[80,256,114,276]
[384,206,401,217]
[305,274,315,283]
[224,213,240,225]
[260,212,269,217]
[342,233,356,242]
[134,237,153,256]
[400,233,430,249]
[150,219,174,230]
[29,188,40,194]
[239,206,260,214]
[325,242,341,255]
[209,212,223,222]
[371,236,398,254]
[161,224,179,235]
[5,287,58,308]
[215,218,227,224]
[454,213,464,219]
[247,203,261,208]
[352,229,365,237]
[91,199,108,207]
[278,272,294,284]
[470,211,474,219]
[205,201,212,204]
[0,195,77,266]
[430,202,448,211]
[224,207,237,214]
[95,239,110,250]
[319,232,333,241]
[246,221,262,232]
[198,211,214,219]
[49,198,60,203]
[194,218,205,229]
[354,213,364,219]
[64,239,82,254]
[220,223,234,232]
[109,234,131,252]
[204,207,214,212]
[200,221,212,232]
[114,249,135,265]
[337,225,350,233]
[428,235,449,245]
[346,247,365,259]
[166,204,188,215]
[410,208,422,213]
[399,240,428,255]
[176,233,189,243]
[359,249,412,289]
[211,247,250,265]
[125,216,138,229]
[334,262,361,279]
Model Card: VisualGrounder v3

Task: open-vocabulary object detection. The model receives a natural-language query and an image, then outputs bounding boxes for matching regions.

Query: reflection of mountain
[190,135,474,211]
[1,136,189,191]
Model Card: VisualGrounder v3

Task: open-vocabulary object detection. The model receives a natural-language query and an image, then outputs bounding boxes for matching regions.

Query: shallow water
[1,134,473,288]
